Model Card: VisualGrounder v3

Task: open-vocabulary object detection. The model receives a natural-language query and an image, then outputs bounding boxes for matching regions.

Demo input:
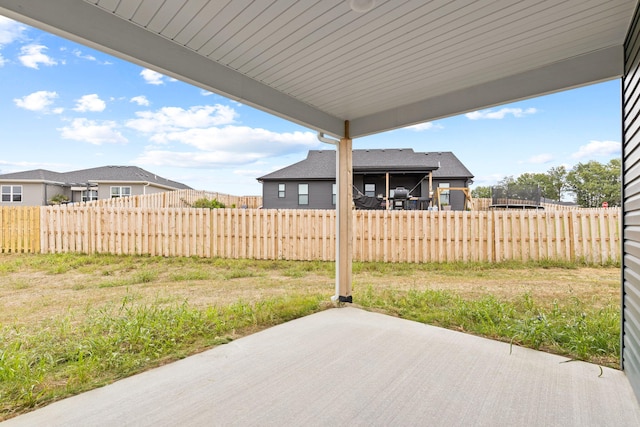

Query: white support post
[386,172,390,210]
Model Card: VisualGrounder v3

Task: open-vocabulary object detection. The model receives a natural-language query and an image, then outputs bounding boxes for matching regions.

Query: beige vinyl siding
[623,2,640,399]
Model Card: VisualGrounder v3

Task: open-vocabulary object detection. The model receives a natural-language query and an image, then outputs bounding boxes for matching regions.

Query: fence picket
[0,206,623,263]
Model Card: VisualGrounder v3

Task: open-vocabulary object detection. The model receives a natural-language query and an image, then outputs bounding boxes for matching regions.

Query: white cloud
[161,126,317,151]
[14,90,58,112]
[465,107,537,120]
[58,118,127,145]
[405,122,442,131]
[72,49,96,61]
[135,126,319,168]
[136,129,317,168]
[233,169,269,177]
[19,44,58,69]
[140,68,166,85]
[135,150,265,168]
[130,95,150,106]
[126,105,237,136]
[0,16,26,66]
[0,159,67,169]
[0,16,25,45]
[571,140,621,159]
[128,103,320,168]
[471,173,505,188]
[526,153,553,164]
[73,94,106,112]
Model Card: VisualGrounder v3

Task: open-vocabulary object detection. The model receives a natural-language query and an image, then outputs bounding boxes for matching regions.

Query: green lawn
[0,253,621,420]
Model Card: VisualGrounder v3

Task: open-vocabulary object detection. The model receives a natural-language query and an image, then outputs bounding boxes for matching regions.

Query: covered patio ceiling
[0,0,635,139]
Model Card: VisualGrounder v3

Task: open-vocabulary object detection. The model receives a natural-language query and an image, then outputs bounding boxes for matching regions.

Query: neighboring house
[0,166,191,206]
[257,149,474,210]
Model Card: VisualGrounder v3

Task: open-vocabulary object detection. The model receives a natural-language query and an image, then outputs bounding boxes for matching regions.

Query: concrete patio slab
[3,307,640,426]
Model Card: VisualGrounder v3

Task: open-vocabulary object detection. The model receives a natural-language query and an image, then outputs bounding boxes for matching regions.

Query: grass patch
[169,270,213,281]
[0,253,622,420]
[356,287,619,367]
[222,270,257,280]
[97,279,131,288]
[0,295,327,419]
[132,270,158,284]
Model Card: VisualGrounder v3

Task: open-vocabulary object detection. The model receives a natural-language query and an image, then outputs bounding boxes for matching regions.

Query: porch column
[429,172,433,199]
[335,136,353,303]
[386,172,390,210]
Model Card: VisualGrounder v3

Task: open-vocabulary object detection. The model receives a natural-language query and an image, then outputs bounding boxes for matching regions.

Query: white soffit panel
[0,0,636,138]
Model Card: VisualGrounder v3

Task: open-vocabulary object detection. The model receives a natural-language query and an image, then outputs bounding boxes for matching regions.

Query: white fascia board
[0,179,66,185]
[0,0,345,138]
[349,46,624,138]
[90,180,180,191]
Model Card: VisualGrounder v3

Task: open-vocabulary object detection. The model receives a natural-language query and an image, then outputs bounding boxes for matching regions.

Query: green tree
[514,172,548,196]
[566,159,621,207]
[471,186,492,198]
[546,166,568,201]
[513,167,567,201]
[497,176,515,188]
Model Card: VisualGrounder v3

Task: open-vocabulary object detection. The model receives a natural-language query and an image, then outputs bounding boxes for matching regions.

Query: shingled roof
[0,166,191,190]
[258,149,473,181]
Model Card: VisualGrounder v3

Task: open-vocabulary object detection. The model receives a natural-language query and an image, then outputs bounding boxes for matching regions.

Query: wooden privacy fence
[31,206,621,264]
[0,207,40,253]
[80,189,262,209]
[471,198,591,211]
[350,209,619,263]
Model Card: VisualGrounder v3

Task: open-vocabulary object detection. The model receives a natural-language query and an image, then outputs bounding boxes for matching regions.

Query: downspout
[318,132,341,302]
[317,132,338,146]
[143,182,150,195]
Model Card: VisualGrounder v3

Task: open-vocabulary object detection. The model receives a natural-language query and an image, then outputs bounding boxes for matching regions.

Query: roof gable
[429,152,474,179]
[0,169,67,182]
[258,149,473,181]
[0,166,191,190]
[353,149,438,171]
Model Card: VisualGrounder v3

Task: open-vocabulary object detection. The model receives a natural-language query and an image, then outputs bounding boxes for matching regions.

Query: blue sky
[0,16,622,196]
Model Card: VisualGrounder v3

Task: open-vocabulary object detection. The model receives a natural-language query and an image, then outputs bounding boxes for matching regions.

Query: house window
[2,185,22,202]
[365,183,376,197]
[110,186,131,198]
[278,183,286,198]
[298,183,309,205]
[82,190,98,202]
[332,183,336,205]
[439,183,450,205]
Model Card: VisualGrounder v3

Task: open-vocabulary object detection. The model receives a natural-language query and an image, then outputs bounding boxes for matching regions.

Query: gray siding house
[0,166,191,206]
[258,149,473,210]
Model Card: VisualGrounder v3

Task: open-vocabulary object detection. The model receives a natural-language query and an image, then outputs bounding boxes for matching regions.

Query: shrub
[191,198,226,209]
[48,194,70,205]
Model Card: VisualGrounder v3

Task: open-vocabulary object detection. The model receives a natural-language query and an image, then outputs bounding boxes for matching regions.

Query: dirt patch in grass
[0,254,619,326]
[354,267,619,308]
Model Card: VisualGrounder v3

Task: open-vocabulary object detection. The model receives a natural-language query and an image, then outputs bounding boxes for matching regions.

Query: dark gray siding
[354,175,387,198]
[433,179,470,211]
[263,176,469,210]
[262,181,335,209]
[623,3,640,401]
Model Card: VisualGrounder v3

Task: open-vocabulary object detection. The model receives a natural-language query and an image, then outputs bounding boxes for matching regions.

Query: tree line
[471,159,621,208]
